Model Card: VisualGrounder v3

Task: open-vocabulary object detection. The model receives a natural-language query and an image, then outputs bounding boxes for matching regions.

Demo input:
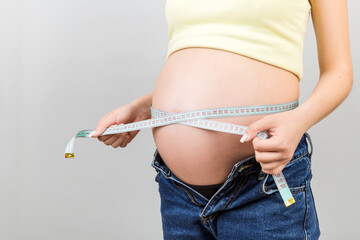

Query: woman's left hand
[240,109,307,175]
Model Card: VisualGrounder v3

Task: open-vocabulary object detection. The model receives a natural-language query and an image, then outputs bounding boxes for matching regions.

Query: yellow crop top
[165,0,312,82]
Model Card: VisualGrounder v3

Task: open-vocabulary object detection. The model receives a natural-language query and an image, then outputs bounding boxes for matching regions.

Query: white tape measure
[65,100,299,207]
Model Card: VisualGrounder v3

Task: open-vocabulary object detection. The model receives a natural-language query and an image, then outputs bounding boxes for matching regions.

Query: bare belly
[151,47,299,186]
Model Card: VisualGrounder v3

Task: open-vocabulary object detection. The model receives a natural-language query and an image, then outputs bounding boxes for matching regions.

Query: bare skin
[92,0,353,186]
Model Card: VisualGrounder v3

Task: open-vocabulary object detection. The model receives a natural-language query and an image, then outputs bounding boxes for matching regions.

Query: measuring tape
[65,100,299,207]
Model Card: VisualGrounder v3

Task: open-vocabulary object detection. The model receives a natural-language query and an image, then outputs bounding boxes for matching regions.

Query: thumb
[240,118,272,143]
[90,118,118,138]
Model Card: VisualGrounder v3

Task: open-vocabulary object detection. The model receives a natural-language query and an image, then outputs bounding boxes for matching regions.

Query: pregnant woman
[90,0,353,239]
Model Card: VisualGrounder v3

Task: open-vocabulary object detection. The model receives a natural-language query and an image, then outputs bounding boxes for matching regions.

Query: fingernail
[240,133,248,143]
[89,131,96,137]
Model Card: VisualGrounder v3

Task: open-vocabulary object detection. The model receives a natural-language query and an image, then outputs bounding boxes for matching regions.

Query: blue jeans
[151,132,321,240]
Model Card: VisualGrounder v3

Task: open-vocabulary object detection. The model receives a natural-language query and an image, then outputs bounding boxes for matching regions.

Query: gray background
[0,0,359,239]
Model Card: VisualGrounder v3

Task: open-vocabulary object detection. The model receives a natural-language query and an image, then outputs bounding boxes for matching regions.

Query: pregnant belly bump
[151,47,299,186]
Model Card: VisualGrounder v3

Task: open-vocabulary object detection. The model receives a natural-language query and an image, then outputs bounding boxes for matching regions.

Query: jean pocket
[259,153,310,196]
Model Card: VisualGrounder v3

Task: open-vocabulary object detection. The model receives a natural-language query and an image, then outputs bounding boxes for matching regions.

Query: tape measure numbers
[65,100,299,207]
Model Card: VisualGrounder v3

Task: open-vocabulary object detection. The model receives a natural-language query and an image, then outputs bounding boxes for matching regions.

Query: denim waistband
[151,132,312,183]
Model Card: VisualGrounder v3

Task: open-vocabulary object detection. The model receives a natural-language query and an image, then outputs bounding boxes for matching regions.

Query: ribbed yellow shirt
[165,0,311,82]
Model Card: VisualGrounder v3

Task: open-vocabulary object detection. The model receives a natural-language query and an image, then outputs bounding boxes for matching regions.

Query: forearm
[130,90,154,117]
[293,68,353,132]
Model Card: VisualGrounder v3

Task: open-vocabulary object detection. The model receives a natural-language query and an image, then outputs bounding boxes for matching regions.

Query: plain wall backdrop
[0,0,359,239]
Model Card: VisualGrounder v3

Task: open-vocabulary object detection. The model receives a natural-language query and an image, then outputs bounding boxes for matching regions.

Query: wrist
[291,102,315,133]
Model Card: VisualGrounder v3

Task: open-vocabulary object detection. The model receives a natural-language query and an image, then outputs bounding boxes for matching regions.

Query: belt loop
[304,132,313,158]
[164,171,171,179]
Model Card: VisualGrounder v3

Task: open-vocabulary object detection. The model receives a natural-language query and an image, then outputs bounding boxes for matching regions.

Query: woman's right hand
[90,102,151,148]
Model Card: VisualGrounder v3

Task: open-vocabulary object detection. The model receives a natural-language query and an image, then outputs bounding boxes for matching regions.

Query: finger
[128,130,140,142]
[252,135,284,152]
[91,117,117,138]
[119,135,130,148]
[98,135,113,142]
[104,135,119,145]
[241,117,273,142]
[111,134,127,148]
[261,163,286,175]
[255,150,285,163]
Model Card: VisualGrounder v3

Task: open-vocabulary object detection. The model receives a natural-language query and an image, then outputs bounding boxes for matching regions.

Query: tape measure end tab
[65,153,75,158]
[284,198,295,207]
